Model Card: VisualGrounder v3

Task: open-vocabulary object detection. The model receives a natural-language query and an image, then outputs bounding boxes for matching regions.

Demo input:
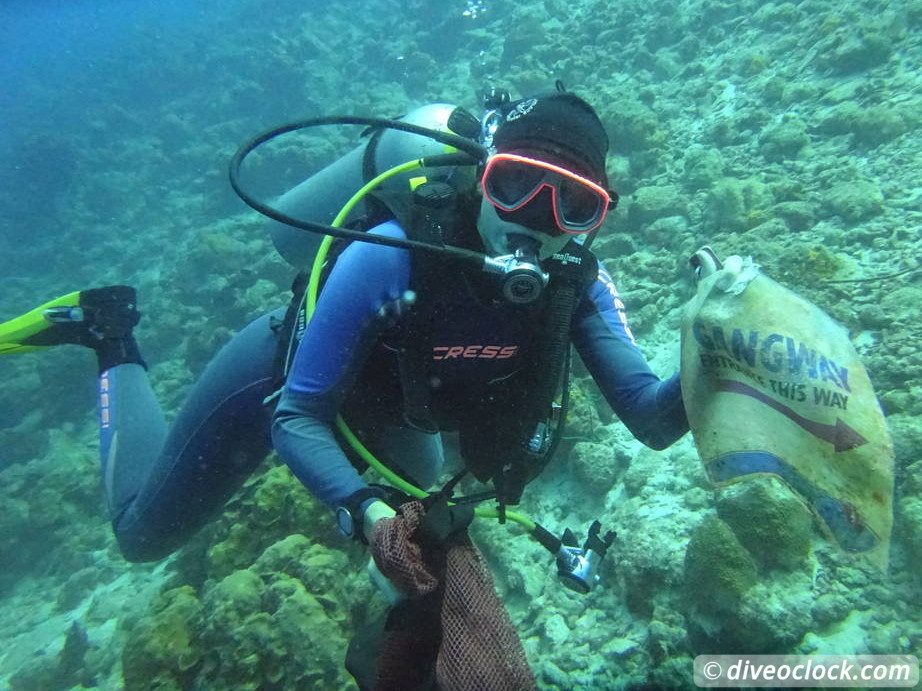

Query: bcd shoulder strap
[460,240,598,506]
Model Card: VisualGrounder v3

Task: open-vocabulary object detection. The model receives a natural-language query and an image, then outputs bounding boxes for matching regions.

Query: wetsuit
[99,221,687,561]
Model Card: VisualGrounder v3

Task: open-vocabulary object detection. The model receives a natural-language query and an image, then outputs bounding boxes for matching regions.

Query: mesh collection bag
[368,500,536,691]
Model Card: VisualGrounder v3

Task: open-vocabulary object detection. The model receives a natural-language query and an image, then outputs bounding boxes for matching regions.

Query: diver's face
[476,196,572,260]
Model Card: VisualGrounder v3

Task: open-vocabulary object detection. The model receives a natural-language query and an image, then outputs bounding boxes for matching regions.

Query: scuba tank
[265,103,480,268]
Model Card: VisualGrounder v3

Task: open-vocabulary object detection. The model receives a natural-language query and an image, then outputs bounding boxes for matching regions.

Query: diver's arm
[271,222,412,522]
[572,262,688,449]
[273,391,367,504]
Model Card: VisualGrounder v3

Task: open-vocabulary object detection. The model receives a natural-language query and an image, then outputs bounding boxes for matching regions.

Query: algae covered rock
[888,415,922,469]
[731,572,815,652]
[896,460,922,577]
[752,1,802,29]
[615,462,702,618]
[768,242,845,287]
[207,522,262,578]
[252,533,360,621]
[681,145,724,190]
[628,185,687,228]
[601,97,665,153]
[249,463,321,529]
[706,177,775,231]
[759,116,810,161]
[198,568,351,690]
[684,515,757,614]
[810,587,853,628]
[771,201,818,231]
[207,568,265,629]
[121,545,357,691]
[824,180,884,222]
[569,440,630,493]
[880,287,922,327]
[817,101,911,147]
[684,516,817,654]
[266,574,348,686]
[898,495,922,574]
[206,463,328,579]
[717,477,814,571]
[121,585,203,690]
[646,215,690,246]
[817,26,893,73]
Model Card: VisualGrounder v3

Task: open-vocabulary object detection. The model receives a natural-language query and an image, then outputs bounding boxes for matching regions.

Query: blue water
[1,1,239,134]
[0,0,251,281]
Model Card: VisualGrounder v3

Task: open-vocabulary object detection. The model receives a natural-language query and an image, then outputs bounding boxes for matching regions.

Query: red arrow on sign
[715,379,867,452]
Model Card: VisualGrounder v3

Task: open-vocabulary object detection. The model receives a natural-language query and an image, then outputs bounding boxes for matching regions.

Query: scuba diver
[1,86,689,689]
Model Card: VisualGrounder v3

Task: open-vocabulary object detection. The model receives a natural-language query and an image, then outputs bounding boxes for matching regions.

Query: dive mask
[482,153,616,235]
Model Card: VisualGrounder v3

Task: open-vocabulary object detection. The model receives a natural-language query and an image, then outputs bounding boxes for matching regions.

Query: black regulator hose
[524,254,597,470]
[539,283,578,451]
[531,280,578,433]
[228,116,488,268]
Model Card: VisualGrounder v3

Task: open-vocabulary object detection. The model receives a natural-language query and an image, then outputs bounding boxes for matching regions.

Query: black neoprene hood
[492,92,610,185]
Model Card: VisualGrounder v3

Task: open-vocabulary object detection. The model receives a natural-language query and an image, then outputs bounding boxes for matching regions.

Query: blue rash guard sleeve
[271,222,411,509]
[572,262,689,449]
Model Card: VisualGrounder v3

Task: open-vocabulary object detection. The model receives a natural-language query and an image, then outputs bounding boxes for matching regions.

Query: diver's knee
[113,523,180,563]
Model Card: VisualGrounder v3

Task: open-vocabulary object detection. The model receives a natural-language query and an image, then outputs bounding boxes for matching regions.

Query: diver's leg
[98,363,167,518]
[0,285,157,507]
[112,309,283,562]
[1,288,283,560]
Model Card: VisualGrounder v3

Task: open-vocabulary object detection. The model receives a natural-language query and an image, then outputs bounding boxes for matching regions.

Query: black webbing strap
[266,271,310,403]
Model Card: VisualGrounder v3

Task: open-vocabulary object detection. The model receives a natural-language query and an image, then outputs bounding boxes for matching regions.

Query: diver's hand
[418,492,474,547]
[363,500,403,603]
[689,246,723,282]
[362,499,396,541]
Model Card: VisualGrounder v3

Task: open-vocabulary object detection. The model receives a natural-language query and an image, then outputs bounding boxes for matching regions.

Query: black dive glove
[416,492,475,548]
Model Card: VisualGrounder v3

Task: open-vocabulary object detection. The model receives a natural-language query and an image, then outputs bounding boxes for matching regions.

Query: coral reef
[823,180,885,223]
[681,145,725,191]
[628,185,688,230]
[896,460,922,576]
[568,440,629,494]
[196,567,351,690]
[759,115,810,162]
